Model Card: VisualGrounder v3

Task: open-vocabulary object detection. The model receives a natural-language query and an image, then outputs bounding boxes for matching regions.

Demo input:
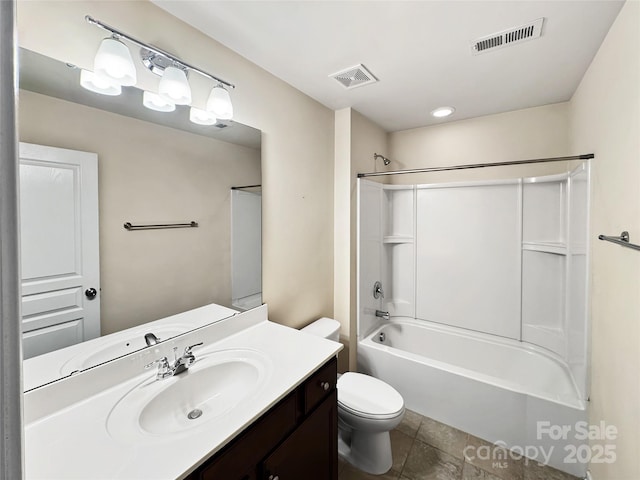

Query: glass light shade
[93,37,137,86]
[189,107,218,126]
[79,69,122,96]
[158,66,192,105]
[206,85,233,120]
[142,91,176,112]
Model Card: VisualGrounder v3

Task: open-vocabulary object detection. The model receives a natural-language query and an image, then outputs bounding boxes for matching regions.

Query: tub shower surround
[357,163,590,476]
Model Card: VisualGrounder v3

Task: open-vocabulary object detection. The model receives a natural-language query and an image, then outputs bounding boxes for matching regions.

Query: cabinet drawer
[304,357,337,414]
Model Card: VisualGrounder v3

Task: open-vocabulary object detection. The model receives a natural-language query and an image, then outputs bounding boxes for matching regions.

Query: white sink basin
[107,349,271,441]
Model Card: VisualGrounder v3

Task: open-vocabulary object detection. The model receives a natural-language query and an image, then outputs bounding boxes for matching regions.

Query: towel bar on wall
[123,221,198,231]
[598,231,640,251]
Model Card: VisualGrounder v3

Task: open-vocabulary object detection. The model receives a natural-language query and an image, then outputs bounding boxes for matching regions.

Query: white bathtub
[358,318,588,477]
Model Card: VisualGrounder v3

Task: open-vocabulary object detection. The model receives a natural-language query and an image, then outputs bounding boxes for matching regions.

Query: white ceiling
[153,0,624,132]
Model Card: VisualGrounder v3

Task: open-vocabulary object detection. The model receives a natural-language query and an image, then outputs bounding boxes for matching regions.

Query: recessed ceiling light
[431,106,455,118]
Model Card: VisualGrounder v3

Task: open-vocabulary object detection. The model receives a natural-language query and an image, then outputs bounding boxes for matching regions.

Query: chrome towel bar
[598,231,640,251]
[124,221,198,231]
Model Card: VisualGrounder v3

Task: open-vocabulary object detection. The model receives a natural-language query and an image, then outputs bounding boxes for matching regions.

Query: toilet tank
[300,317,340,342]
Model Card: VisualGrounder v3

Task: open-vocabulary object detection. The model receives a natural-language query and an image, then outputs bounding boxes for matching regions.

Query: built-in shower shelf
[522,242,567,255]
[383,235,414,244]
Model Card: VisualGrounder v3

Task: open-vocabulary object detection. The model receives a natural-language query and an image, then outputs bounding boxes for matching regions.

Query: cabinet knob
[320,381,330,391]
[268,475,279,480]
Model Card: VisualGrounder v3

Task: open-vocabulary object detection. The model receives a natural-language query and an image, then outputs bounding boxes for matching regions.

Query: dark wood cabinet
[262,390,337,480]
[185,357,338,480]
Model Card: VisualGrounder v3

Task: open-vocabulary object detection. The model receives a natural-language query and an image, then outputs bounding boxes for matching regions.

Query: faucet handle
[373,281,384,299]
[184,342,203,356]
[144,356,170,370]
[145,357,172,380]
[178,342,203,370]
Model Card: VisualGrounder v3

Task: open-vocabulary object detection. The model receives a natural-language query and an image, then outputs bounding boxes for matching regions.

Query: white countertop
[24,305,342,479]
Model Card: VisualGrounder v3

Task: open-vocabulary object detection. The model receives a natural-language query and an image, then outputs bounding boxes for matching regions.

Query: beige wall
[17,0,335,329]
[334,107,389,370]
[569,2,640,478]
[334,108,351,372]
[389,102,572,184]
[19,90,260,335]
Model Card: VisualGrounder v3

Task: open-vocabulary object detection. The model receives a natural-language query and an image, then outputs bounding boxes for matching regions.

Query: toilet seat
[337,372,404,420]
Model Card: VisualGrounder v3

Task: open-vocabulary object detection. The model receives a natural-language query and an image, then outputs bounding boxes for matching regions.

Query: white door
[19,142,100,359]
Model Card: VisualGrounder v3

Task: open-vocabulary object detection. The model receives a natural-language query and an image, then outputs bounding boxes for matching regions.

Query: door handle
[85,287,98,300]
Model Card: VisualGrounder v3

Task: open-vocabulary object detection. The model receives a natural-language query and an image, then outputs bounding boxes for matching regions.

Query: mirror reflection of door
[231,188,262,310]
[19,142,100,359]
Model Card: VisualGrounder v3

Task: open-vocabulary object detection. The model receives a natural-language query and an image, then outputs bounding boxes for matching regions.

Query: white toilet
[301,317,405,475]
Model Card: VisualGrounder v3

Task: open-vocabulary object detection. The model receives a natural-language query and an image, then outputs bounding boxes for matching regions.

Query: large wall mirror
[18,47,262,390]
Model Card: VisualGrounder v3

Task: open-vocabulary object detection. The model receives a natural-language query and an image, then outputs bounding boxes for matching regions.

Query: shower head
[374,153,391,166]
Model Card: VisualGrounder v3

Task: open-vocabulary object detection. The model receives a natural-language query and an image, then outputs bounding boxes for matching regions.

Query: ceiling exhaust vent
[471,18,544,55]
[329,64,378,89]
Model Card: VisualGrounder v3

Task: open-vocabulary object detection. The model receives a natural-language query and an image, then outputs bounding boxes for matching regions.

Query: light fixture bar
[85,15,235,89]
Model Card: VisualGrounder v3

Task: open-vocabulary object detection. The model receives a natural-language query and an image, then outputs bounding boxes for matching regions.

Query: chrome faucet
[375,310,390,321]
[145,342,203,380]
[144,332,160,346]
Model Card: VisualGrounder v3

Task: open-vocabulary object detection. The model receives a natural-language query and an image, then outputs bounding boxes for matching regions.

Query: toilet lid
[337,372,404,419]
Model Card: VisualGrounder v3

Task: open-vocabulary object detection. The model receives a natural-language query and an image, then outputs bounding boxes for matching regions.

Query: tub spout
[375,310,390,321]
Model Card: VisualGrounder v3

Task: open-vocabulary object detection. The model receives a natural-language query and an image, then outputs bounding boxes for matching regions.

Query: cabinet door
[193,394,297,480]
[262,390,337,480]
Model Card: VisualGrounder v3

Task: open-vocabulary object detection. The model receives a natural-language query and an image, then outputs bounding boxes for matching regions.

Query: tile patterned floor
[338,410,581,480]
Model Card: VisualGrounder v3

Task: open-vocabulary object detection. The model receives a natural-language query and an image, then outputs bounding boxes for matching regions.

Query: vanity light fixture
[85,15,235,119]
[431,106,455,118]
[93,37,137,86]
[189,107,217,125]
[79,69,122,96]
[143,91,176,112]
[158,65,192,105]
[206,84,234,120]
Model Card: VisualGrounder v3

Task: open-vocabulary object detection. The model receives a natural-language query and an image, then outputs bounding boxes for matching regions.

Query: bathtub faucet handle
[375,310,390,321]
[373,281,384,299]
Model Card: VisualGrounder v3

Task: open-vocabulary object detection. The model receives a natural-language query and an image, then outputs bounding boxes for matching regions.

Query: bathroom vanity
[186,357,337,479]
[23,305,342,479]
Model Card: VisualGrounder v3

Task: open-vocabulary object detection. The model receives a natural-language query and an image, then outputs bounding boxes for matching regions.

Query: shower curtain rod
[357,154,594,178]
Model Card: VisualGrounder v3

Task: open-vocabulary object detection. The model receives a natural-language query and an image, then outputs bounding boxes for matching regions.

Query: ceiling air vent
[329,64,378,89]
[471,18,544,55]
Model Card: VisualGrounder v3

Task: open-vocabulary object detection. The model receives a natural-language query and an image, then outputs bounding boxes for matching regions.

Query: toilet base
[337,428,393,475]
